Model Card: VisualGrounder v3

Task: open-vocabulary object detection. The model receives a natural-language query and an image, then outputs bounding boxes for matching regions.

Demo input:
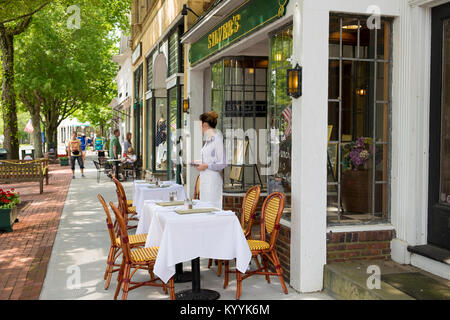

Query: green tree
[15,0,130,154]
[0,0,51,159]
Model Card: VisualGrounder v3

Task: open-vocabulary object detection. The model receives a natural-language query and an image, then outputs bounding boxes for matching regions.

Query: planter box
[0,206,18,232]
[341,170,382,213]
[60,158,69,166]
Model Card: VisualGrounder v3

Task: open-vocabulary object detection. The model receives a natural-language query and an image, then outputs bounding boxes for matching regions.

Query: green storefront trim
[189,0,289,66]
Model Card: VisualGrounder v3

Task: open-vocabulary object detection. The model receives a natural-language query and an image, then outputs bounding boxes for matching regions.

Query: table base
[174,271,193,283]
[175,289,220,300]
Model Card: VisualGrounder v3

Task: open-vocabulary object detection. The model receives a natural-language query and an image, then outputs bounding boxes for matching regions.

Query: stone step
[324,261,415,300]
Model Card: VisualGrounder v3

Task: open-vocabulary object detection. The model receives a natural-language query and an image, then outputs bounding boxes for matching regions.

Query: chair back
[112,175,129,224]
[259,192,285,249]
[241,185,261,237]
[97,194,119,246]
[93,160,101,170]
[109,202,132,264]
[194,175,200,200]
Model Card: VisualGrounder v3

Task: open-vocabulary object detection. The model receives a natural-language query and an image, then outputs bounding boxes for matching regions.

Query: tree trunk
[31,112,43,158]
[0,29,19,159]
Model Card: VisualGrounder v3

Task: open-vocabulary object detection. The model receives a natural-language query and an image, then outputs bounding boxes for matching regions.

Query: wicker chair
[97,194,147,290]
[109,202,175,300]
[208,185,261,276]
[224,192,288,300]
[112,175,138,229]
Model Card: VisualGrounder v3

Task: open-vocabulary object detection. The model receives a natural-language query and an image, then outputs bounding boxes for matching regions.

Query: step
[407,244,450,266]
[324,261,415,300]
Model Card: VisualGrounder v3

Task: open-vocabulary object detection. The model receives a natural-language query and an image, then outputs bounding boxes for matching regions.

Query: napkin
[175,208,219,214]
[156,201,185,207]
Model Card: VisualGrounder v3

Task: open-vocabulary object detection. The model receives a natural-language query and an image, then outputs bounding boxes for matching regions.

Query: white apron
[199,169,223,210]
[199,136,223,209]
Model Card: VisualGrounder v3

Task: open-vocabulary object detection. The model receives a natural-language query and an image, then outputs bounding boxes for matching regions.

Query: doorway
[429,2,450,250]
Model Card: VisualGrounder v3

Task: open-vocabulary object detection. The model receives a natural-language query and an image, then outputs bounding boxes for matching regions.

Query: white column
[390,2,431,264]
[289,1,328,293]
[185,65,204,198]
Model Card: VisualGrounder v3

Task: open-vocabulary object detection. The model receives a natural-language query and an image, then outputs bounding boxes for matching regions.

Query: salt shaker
[184,198,193,210]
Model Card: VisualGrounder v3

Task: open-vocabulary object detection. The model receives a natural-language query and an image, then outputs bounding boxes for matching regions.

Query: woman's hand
[196,163,208,171]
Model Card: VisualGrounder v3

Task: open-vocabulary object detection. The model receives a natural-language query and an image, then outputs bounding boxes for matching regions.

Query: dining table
[138,200,252,300]
[133,180,187,216]
[133,180,189,282]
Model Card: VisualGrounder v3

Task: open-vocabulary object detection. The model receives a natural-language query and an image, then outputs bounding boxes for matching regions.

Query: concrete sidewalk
[40,156,332,300]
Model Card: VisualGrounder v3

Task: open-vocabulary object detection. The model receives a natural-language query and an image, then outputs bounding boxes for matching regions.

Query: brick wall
[326,230,396,263]
[224,192,396,282]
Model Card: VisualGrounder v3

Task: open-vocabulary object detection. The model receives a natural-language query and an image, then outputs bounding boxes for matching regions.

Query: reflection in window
[155,98,167,171]
[267,25,293,221]
[327,14,391,225]
[210,57,268,192]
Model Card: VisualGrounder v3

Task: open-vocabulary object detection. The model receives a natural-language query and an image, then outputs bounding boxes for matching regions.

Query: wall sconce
[275,52,282,62]
[356,88,367,96]
[287,64,302,98]
[183,98,190,113]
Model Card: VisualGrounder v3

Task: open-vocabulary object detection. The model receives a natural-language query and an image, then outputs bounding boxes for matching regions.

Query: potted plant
[0,188,20,232]
[58,154,69,166]
[341,137,381,213]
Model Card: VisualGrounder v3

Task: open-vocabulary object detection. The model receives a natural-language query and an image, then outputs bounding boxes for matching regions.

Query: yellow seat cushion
[131,246,159,262]
[247,240,270,251]
[116,233,147,246]
[128,206,136,214]
[127,200,133,207]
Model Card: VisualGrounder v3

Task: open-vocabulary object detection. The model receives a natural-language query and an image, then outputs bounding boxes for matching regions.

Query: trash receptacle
[21,149,35,160]
[0,148,7,160]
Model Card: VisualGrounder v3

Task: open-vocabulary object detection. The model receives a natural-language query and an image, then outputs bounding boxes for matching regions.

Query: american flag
[24,119,34,133]
[281,105,292,137]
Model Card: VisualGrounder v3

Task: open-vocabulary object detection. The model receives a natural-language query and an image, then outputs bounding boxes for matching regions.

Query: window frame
[327,13,393,226]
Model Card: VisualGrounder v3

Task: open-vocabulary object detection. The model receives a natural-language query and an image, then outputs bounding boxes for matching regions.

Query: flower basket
[59,157,69,166]
[0,188,20,232]
[0,206,18,232]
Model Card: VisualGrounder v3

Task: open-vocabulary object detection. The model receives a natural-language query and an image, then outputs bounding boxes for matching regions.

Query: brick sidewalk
[0,164,72,300]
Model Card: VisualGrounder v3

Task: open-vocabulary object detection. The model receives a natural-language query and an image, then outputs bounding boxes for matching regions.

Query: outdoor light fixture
[275,52,282,61]
[356,88,367,96]
[181,4,200,18]
[287,64,302,98]
[183,98,190,113]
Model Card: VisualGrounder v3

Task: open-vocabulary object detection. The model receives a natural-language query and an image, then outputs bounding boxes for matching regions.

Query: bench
[0,159,49,194]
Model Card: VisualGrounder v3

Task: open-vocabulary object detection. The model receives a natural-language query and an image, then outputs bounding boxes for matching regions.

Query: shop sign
[132,42,142,65]
[189,0,289,66]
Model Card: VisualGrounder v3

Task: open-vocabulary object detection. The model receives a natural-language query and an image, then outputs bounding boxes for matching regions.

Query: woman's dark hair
[199,111,219,128]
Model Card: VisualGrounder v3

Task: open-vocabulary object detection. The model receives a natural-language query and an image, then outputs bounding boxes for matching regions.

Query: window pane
[377,62,390,102]
[155,98,167,171]
[440,19,450,205]
[329,60,340,100]
[168,88,178,180]
[359,22,376,59]
[377,20,390,60]
[376,103,389,143]
[341,18,359,58]
[329,16,340,57]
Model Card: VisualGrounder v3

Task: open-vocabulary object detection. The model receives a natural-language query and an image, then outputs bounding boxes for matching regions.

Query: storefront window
[327,14,392,225]
[146,52,154,91]
[168,26,183,77]
[210,57,268,193]
[154,98,167,171]
[168,86,179,181]
[267,25,293,220]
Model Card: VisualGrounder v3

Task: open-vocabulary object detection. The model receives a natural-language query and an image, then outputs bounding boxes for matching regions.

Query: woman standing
[194,111,226,209]
[123,132,132,157]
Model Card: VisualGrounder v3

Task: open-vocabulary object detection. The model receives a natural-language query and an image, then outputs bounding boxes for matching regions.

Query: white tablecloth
[139,201,252,284]
[133,180,187,215]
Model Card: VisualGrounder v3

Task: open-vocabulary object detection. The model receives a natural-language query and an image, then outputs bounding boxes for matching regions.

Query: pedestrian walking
[68,131,85,179]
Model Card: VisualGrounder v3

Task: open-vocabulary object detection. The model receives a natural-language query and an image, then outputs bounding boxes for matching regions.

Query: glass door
[429,3,450,250]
